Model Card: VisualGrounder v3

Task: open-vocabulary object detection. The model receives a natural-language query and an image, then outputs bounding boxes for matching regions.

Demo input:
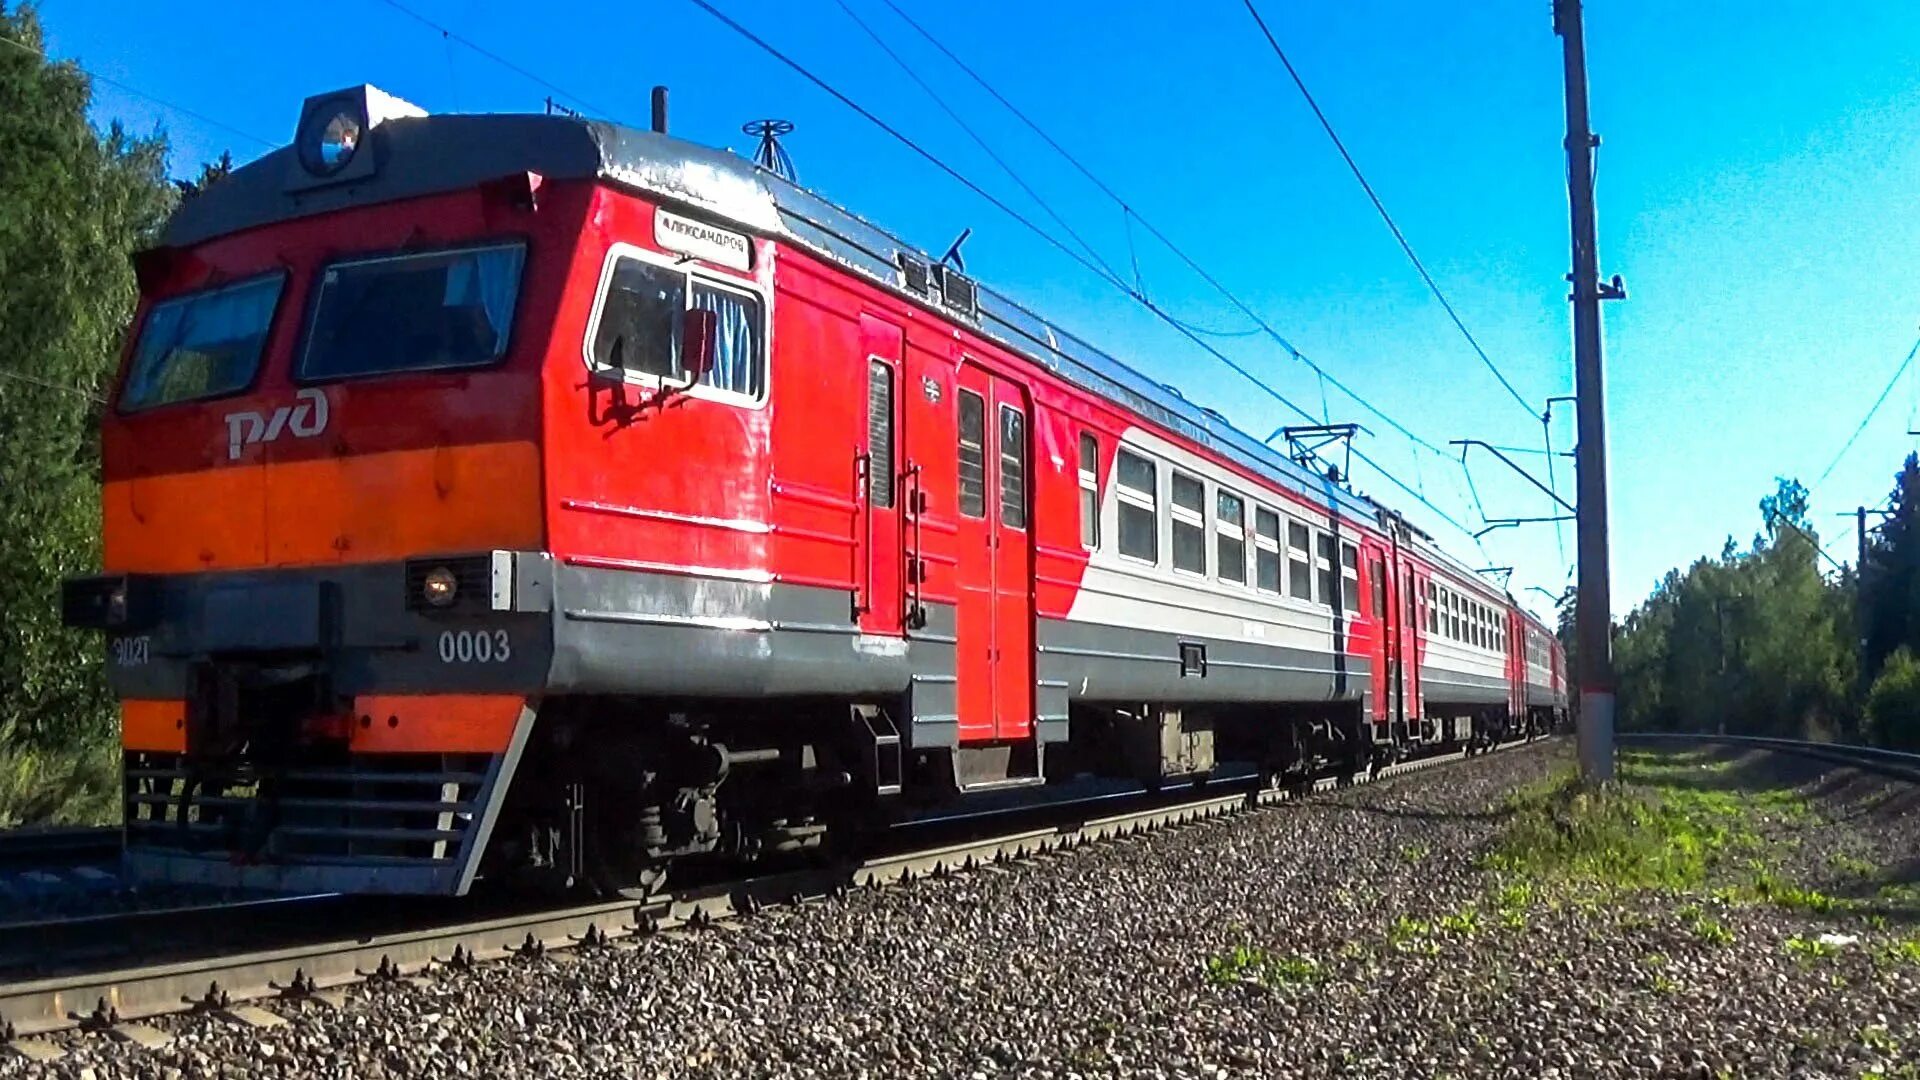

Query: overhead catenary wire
[0,367,106,404]
[372,0,619,120]
[862,0,1470,466]
[0,34,277,148]
[1814,333,1920,491]
[824,0,1129,289]
[683,0,1485,542]
[1238,0,1539,420]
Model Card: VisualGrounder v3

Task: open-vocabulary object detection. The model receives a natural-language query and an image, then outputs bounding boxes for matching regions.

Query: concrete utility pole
[1554,0,1618,784]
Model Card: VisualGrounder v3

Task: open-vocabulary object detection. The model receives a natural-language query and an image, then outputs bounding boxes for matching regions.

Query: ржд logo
[224,388,329,460]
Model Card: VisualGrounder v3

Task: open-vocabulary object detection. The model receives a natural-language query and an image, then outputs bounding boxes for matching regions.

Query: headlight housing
[421,566,459,608]
[61,574,157,630]
[299,107,362,176]
[405,555,492,614]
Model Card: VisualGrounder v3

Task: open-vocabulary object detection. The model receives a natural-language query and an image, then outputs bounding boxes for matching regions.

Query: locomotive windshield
[298,241,525,381]
[119,274,284,411]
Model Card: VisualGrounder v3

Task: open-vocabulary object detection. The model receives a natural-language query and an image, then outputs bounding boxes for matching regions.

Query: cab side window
[588,250,764,400]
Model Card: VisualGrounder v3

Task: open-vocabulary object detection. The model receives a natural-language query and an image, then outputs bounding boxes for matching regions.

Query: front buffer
[64,551,554,895]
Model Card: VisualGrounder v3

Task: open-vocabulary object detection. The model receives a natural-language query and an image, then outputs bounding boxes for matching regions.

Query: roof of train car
[164,106,1528,615]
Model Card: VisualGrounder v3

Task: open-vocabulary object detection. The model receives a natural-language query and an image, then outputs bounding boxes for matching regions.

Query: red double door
[951,364,1034,742]
[856,321,1032,744]
[1363,539,1422,731]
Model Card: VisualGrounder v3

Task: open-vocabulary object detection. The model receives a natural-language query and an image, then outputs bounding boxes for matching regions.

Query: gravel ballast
[5,740,1916,1079]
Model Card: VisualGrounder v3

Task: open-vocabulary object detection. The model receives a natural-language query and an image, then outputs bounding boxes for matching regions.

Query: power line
[824,0,1127,287]
[0,34,276,148]
[685,0,1482,543]
[0,367,105,404]
[679,0,1136,304]
[863,0,1466,465]
[371,0,619,120]
[1814,332,1920,490]
[1238,0,1538,419]
[856,0,1508,541]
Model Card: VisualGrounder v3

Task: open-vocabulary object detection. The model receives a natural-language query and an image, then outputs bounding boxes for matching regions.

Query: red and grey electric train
[62,86,1566,896]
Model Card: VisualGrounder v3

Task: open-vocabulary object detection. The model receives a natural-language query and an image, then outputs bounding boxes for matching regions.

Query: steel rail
[0,737,1553,1045]
[1620,732,1920,782]
[0,827,120,869]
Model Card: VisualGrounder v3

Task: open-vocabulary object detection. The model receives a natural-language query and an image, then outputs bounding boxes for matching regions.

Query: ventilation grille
[896,252,930,296]
[935,265,979,320]
[867,360,894,509]
[124,751,493,865]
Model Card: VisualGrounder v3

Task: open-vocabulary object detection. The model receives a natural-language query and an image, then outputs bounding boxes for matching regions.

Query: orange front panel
[122,699,187,753]
[350,694,526,754]
[104,467,268,573]
[103,441,542,573]
[264,440,542,565]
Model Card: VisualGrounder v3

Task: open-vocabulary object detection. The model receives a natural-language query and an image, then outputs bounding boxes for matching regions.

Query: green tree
[0,3,173,821]
[1865,646,1920,750]
[174,149,232,201]
[1862,453,1920,682]
[1611,477,1853,739]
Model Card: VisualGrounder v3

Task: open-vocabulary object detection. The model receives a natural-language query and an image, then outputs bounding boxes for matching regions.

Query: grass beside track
[0,737,119,828]
[1484,747,1920,947]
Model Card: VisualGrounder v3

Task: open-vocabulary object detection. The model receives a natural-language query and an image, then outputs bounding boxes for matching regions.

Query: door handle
[853,449,871,616]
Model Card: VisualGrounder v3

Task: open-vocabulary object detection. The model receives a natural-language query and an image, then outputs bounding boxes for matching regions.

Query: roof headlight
[421,566,459,608]
[312,109,360,171]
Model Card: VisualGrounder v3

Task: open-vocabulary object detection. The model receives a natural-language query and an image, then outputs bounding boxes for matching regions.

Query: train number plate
[110,635,151,666]
[437,629,512,664]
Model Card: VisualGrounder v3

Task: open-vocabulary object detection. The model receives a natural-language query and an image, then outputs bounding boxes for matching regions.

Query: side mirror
[681,307,718,385]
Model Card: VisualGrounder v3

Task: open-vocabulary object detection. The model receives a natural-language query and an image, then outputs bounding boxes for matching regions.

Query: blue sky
[40,1,1920,619]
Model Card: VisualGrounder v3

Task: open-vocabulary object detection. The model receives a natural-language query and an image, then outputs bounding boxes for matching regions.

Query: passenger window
[1116,450,1158,563]
[1079,433,1100,550]
[1340,542,1360,614]
[1316,533,1337,608]
[1288,521,1314,601]
[1216,490,1246,585]
[999,405,1026,530]
[1370,556,1387,619]
[1255,508,1281,594]
[1171,472,1206,575]
[957,391,986,518]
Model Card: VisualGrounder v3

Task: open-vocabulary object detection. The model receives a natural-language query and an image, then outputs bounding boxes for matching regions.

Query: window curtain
[442,247,525,351]
[691,286,761,396]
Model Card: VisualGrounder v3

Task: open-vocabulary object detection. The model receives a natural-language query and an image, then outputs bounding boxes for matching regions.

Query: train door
[1402,565,1423,725]
[1362,541,1394,728]
[952,363,1034,741]
[857,314,905,633]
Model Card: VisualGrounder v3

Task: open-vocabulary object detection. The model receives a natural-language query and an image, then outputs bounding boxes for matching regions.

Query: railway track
[0,827,119,871]
[0,736,1556,1050]
[1621,731,1920,781]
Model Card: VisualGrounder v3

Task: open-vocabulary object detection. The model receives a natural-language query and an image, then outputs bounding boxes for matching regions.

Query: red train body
[64,87,1566,895]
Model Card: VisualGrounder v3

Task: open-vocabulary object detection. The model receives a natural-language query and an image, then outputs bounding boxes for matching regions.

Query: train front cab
[65,88,1014,896]
[59,90,646,895]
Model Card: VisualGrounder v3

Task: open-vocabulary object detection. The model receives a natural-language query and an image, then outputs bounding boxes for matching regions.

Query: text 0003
[438,629,512,663]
